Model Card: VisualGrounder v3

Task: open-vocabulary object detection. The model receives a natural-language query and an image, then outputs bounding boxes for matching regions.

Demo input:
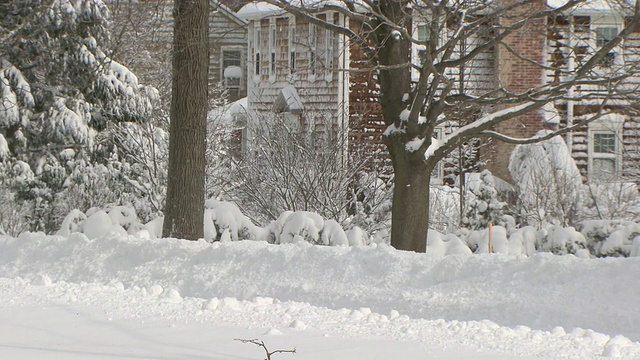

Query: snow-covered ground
[1,232,639,359]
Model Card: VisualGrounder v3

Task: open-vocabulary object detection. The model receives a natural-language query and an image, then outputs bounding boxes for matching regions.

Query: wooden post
[488,223,493,253]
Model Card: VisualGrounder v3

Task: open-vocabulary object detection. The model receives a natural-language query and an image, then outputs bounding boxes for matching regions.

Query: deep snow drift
[1,232,639,359]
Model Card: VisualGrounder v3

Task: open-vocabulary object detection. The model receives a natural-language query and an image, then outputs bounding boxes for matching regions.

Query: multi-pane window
[594,132,615,153]
[289,17,296,74]
[416,24,429,66]
[595,26,618,67]
[591,131,619,180]
[596,27,617,47]
[222,50,242,89]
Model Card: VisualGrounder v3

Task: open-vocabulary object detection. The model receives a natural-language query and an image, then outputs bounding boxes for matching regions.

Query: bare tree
[264,0,640,252]
[229,112,390,231]
[163,0,209,240]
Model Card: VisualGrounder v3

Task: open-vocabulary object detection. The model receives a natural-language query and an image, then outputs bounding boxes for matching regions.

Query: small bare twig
[235,339,296,360]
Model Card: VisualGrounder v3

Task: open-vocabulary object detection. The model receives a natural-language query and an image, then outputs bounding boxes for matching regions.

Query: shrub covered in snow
[53,199,640,258]
[57,204,141,240]
[461,170,507,230]
[510,131,584,228]
[539,225,588,256]
[203,199,269,242]
[271,211,351,246]
[580,220,640,257]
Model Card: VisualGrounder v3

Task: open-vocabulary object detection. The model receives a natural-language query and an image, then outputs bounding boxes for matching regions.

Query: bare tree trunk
[162,0,209,240]
[388,140,432,253]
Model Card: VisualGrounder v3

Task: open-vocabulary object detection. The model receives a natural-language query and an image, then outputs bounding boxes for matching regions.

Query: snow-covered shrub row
[580,220,640,257]
[56,200,640,258]
[56,200,371,247]
[433,223,640,258]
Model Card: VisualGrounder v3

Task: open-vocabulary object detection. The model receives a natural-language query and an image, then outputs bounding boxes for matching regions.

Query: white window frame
[324,12,335,81]
[289,16,296,76]
[309,22,317,81]
[588,115,624,181]
[269,19,276,82]
[431,127,444,184]
[592,24,623,68]
[412,23,429,81]
[253,22,261,81]
[221,47,243,90]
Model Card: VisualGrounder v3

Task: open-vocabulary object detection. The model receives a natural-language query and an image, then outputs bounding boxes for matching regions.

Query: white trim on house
[288,16,297,78]
[588,114,625,181]
[324,11,335,82]
[308,22,317,82]
[252,21,261,82]
[269,18,277,83]
[220,46,244,90]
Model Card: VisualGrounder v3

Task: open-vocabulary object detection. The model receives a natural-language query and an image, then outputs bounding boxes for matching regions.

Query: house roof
[237,1,369,21]
[209,97,248,123]
[213,0,249,26]
[273,85,304,114]
[547,0,635,14]
[237,2,285,20]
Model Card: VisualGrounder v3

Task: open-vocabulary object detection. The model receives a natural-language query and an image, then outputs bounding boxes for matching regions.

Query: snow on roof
[237,2,285,20]
[208,97,248,124]
[237,1,370,21]
[273,85,304,114]
[213,0,249,26]
[547,0,635,12]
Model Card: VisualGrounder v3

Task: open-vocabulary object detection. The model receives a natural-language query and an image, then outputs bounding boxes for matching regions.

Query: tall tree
[266,0,640,251]
[162,0,209,240]
[0,0,157,232]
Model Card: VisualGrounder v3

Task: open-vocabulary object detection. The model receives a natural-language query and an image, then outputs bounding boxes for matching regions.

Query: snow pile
[1,232,640,359]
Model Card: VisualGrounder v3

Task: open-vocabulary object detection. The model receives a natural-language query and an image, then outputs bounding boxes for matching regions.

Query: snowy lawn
[1,233,639,359]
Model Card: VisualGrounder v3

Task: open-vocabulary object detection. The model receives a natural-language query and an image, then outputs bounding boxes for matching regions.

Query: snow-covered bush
[510,131,584,228]
[582,182,640,222]
[426,230,472,256]
[346,172,393,238]
[272,211,349,246]
[203,199,269,242]
[461,170,507,230]
[57,204,142,239]
[507,226,539,256]
[580,220,640,257]
[0,163,33,236]
[429,185,461,233]
[539,225,588,256]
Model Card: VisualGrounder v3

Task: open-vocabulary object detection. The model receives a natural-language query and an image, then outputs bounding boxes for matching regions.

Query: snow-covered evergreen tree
[0,0,158,232]
[461,170,507,230]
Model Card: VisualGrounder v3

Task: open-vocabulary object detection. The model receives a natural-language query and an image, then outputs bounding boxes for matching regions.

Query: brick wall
[485,0,548,182]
